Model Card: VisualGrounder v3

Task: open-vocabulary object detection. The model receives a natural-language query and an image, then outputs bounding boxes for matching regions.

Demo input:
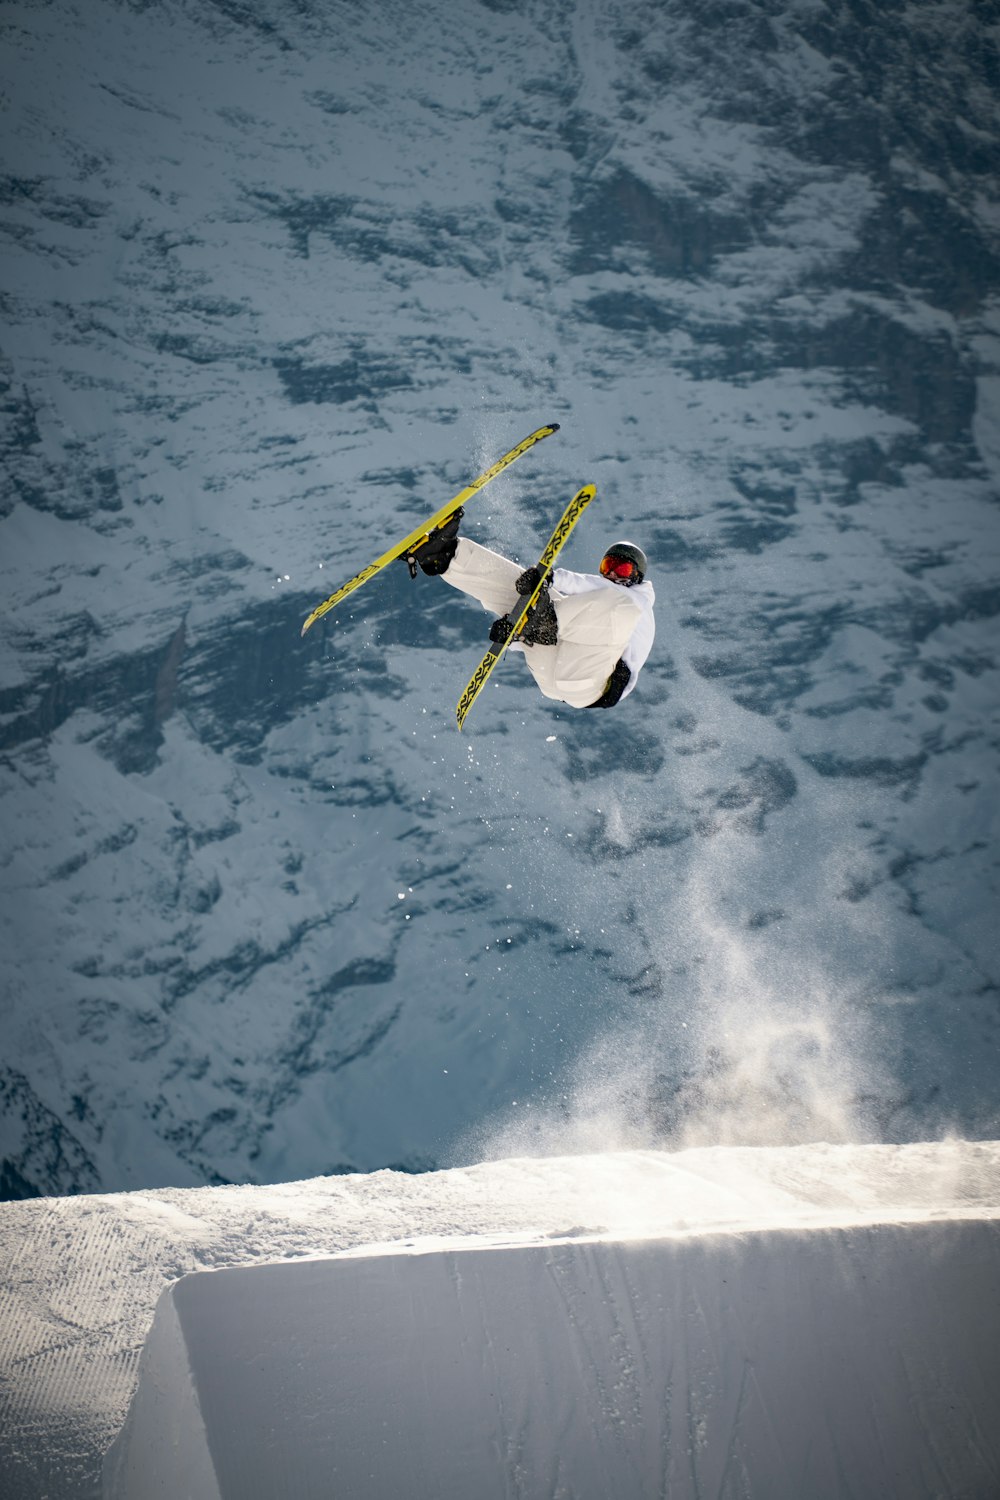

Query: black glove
[589,658,631,708]
[515,566,545,595]
[489,616,514,644]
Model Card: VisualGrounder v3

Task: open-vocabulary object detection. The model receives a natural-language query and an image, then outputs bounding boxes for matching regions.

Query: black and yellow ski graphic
[456,484,596,731]
[300,423,560,637]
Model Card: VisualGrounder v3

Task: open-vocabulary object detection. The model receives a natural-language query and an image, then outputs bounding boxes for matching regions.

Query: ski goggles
[600,555,636,581]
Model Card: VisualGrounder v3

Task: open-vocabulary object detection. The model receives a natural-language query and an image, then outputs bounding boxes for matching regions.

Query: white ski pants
[442,538,642,709]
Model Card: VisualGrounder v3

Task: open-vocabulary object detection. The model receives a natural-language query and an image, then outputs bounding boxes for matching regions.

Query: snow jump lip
[104,1211,1000,1500]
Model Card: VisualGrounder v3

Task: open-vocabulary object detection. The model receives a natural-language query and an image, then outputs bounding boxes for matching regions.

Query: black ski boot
[488,567,558,647]
[404,508,463,577]
[515,566,558,646]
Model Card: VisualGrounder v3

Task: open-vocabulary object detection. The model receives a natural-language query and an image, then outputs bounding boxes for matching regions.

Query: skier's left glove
[489,616,514,644]
[515,566,545,596]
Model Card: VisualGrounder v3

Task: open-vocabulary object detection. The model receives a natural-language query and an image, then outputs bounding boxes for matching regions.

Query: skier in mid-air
[406,510,655,709]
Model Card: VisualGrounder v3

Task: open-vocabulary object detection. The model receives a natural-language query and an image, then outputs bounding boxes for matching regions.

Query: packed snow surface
[107,1223,1000,1500]
[2,1141,1000,1498]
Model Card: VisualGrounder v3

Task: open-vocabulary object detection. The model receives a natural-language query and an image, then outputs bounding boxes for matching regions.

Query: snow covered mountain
[1,0,999,1195]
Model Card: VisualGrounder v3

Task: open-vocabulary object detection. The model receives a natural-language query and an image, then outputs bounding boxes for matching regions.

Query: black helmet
[599,540,647,586]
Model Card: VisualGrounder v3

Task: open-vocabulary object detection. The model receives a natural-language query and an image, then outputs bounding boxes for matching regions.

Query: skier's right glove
[489,616,514,644]
[589,658,631,708]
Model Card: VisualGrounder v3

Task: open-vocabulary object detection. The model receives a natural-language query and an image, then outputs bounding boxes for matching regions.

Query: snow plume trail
[653,862,880,1151]
[468,827,890,1164]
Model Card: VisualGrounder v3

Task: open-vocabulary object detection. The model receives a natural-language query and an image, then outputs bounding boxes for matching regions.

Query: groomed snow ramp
[105,1219,1000,1500]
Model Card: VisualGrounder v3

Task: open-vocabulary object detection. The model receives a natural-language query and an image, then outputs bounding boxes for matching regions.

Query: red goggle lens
[601,556,635,580]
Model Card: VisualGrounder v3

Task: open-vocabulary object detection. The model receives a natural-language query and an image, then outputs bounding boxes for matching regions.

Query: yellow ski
[456,484,596,731]
[300,423,560,637]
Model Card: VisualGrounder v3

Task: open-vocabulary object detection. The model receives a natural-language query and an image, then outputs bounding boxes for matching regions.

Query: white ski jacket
[548,566,656,702]
[442,539,655,710]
